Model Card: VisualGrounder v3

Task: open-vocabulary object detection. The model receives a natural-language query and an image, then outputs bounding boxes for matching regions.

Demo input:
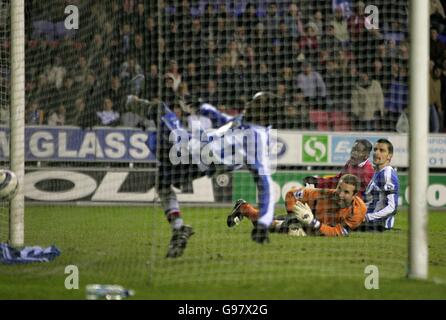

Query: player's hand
[251,223,270,244]
[303,176,318,187]
[293,202,321,230]
[292,202,314,225]
[287,222,307,237]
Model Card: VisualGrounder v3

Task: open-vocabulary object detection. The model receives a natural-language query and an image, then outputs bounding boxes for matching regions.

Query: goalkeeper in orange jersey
[227,174,366,237]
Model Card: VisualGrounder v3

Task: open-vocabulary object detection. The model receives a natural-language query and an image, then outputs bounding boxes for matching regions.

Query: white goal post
[408,0,429,280]
[10,0,25,247]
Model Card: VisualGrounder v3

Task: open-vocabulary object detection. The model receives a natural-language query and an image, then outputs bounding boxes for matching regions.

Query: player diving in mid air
[127,92,279,258]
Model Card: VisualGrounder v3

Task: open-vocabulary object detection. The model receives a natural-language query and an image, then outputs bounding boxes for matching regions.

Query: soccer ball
[0,169,19,201]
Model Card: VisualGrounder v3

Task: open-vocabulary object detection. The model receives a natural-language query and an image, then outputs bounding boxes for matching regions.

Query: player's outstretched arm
[198,103,234,127]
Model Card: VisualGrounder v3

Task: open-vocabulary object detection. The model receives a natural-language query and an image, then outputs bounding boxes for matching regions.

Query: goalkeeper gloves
[292,202,321,230]
[303,176,318,188]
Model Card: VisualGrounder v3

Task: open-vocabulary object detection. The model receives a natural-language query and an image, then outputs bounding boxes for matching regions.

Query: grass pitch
[0,205,445,299]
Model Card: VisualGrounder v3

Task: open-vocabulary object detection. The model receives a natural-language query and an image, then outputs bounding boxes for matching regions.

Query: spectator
[165,60,182,92]
[183,62,200,96]
[162,73,177,107]
[144,63,160,101]
[73,55,91,85]
[83,72,100,104]
[385,63,408,131]
[214,13,230,53]
[144,16,159,66]
[97,56,112,91]
[441,59,446,131]
[347,1,366,42]
[299,23,319,63]
[351,70,384,131]
[202,3,217,35]
[89,33,106,72]
[66,97,87,127]
[201,79,219,107]
[58,76,78,111]
[29,73,51,112]
[132,33,148,73]
[330,7,350,43]
[188,17,205,64]
[370,58,385,88]
[396,107,409,133]
[120,23,132,57]
[429,65,443,132]
[383,21,406,44]
[97,97,120,126]
[46,55,67,90]
[250,22,268,62]
[200,38,219,78]
[324,60,343,110]
[25,100,44,125]
[47,104,66,126]
[430,27,446,65]
[253,62,275,93]
[134,1,147,34]
[264,2,281,41]
[120,56,144,96]
[289,90,311,130]
[240,2,260,41]
[431,0,446,32]
[309,9,324,38]
[283,3,304,40]
[296,62,327,107]
[320,22,343,53]
[109,76,125,113]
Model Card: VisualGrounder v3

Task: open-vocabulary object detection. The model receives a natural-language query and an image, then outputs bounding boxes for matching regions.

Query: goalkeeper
[228,174,366,237]
[127,94,277,257]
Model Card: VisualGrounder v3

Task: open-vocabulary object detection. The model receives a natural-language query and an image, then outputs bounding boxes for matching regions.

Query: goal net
[0,0,10,243]
[1,0,435,299]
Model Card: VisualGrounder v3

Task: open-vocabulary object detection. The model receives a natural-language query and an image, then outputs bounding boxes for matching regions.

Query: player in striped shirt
[360,138,399,231]
[129,95,277,257]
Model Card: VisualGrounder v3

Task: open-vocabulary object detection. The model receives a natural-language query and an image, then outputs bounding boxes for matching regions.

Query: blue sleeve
[198,103,233,127]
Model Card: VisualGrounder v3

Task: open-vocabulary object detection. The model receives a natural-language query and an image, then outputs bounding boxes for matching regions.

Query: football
[0,169,19,201]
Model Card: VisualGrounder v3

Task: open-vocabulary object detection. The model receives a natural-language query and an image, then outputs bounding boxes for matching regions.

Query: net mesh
[1,0,435,298]
[0,0,10,243]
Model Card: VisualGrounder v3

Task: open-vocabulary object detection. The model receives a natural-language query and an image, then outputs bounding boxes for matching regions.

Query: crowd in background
[1,0,446,132]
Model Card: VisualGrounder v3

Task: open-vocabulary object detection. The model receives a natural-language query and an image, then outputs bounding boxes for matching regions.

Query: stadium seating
[309,110,330,131]
[331,111,352,131]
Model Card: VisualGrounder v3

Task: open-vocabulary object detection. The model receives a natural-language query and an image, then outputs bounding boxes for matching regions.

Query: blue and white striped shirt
[365,166,399,229]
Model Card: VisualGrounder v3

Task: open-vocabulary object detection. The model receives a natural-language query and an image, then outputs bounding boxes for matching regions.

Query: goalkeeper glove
[251,223,270,244]
[303,176,318,188]
[287,222,307,237]
[292,202,321,230]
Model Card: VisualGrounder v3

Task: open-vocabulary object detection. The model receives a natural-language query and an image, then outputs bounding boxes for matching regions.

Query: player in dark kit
[128,92,279,258]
